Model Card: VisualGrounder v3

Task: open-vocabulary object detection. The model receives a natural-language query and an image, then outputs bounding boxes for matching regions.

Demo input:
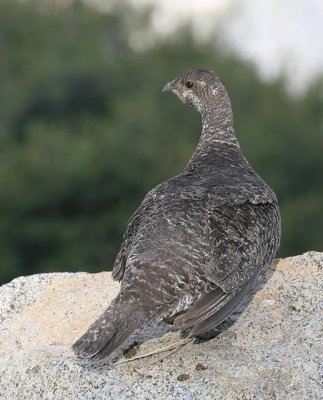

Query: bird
[72,68,281,361]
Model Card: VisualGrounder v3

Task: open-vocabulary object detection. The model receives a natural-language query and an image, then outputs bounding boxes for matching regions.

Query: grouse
[73,69,281,360]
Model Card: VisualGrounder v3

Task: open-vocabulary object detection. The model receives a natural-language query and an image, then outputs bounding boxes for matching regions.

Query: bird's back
[120,148,279,303]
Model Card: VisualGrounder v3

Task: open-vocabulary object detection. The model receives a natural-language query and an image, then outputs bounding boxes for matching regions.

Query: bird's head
[162,69,227,113]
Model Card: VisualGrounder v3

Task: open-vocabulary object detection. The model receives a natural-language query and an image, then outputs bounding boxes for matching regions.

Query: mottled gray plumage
[73,69,281,360]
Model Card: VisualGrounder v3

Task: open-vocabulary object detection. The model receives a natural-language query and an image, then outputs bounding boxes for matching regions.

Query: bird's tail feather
[72,297,150,360]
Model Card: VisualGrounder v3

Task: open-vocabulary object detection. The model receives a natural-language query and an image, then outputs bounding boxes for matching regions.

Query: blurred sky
[89,0,323,93]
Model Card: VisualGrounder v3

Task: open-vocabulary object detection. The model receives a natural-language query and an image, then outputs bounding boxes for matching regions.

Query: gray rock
[0,252,322,400]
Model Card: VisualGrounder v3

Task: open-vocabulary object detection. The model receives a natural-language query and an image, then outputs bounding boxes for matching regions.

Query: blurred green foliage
[0,1,322,285]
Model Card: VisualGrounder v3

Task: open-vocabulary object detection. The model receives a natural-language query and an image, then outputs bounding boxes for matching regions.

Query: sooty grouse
[73,69,281,361]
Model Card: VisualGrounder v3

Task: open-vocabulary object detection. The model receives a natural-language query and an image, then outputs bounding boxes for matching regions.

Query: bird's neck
[202,91,239,143]
[188,99,241,168]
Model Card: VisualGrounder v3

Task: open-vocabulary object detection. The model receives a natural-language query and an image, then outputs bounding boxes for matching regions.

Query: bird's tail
[72,296,150,360]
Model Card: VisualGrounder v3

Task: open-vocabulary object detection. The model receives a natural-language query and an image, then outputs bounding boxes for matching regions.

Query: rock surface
[0,252,322,400]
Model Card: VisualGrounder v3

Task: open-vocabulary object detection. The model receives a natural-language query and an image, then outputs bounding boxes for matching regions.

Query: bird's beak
[162,81,176,93]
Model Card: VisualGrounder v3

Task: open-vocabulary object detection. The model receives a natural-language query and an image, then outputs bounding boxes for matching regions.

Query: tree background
[0,0,322,285]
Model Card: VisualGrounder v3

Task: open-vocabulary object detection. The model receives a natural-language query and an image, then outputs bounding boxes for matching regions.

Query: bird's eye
[185,81,194,89]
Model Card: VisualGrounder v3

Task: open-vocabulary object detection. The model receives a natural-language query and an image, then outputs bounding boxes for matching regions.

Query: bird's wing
[112,195,156,282]
[205,200,280,291]
[176,199,280,334]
